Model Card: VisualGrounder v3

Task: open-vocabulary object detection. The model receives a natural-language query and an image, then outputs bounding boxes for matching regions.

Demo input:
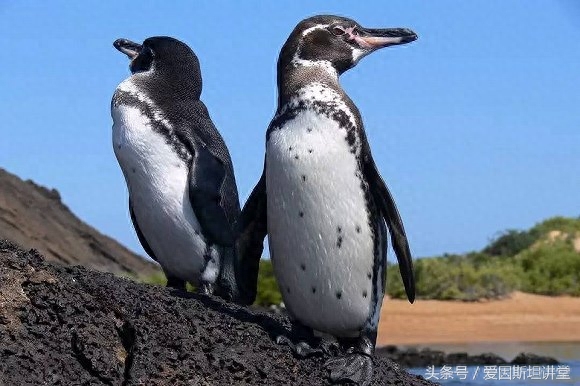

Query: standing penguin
[238,16,417,385]
[112,36,245,303]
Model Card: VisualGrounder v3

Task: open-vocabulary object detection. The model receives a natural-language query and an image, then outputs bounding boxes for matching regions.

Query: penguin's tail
[231,221,265,306]
[215,245,256,305]
[234,245,260,306]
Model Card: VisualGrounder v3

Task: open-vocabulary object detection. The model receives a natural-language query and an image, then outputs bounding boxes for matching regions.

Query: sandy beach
[377,292,580,346]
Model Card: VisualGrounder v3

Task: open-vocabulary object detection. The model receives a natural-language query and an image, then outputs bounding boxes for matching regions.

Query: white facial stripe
[301,24,327,37]
[292,23,339,78]
[294,22,371,70]
[351,47,368,63]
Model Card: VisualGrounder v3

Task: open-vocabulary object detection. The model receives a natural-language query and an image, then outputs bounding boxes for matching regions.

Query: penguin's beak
[353,27,418,50]
[113,38,142,59]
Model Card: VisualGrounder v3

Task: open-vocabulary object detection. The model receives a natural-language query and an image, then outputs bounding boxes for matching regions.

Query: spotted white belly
[266,109,376,336]
[112,104,217,284]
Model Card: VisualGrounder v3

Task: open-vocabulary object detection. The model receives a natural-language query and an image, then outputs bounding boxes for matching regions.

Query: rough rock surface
[0,241,435,386]
[377,346,560,368]
[510,353,560,365]
[0,168,158,277]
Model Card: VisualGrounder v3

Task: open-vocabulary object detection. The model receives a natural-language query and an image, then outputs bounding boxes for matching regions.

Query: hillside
[0,168,158,277]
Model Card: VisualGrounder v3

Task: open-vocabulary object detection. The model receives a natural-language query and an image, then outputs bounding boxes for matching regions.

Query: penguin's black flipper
[235,167,268,305]
[129,200,158,262]
[188,142,246,302]
[363,158,415,303]
[185,101,242,229]
[188,144,236,247]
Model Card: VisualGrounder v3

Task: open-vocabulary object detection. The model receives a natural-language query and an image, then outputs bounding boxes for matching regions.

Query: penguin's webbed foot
[325,353,373,386]
[199,281,214,295]
[320,339,341,356]
[276,335,340,358]
[276,335,323,358]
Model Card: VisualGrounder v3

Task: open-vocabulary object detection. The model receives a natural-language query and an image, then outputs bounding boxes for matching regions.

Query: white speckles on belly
[112,103,212,284]
[266,108,376,337]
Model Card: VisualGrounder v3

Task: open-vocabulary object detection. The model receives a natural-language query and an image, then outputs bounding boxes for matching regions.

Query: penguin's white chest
[266,109,377,336]
[112,103,215,284]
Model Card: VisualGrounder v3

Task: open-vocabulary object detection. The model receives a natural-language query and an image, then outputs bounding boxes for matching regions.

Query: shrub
[516,240,580,296]
[387,254,521,301]
[531,216,580,236]
[483,230,538,257]
[255,260,283,306]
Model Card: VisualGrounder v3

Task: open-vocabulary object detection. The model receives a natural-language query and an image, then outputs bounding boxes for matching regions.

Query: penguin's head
[114,36,202,98]
[279,15,417,75]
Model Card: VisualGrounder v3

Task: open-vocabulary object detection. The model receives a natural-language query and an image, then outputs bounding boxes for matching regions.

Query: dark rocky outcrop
[510,352,560,365]
[0,241,435,386]
[0,168,158,277]
[377,346,559,368]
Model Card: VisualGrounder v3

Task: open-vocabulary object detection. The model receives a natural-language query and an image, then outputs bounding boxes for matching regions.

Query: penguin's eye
[330,26,346,36]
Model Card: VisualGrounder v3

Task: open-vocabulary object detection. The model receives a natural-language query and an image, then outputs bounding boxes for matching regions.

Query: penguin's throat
[278,61,340,106]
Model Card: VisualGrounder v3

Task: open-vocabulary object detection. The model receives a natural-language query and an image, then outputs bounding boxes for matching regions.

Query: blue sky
[1,1,579,260]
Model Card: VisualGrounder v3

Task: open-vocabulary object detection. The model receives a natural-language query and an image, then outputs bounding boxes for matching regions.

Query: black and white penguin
[238,16,417,385]
[111,36,246,303]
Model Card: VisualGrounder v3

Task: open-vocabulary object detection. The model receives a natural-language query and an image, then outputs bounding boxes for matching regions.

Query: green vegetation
[255,260,283,306]
[139,270,166,286]
[386,252,523,301]
[139,271,196,292]
[482,229,538,257]
[254,216,580,305]
[517,239,580,296]
[387,216,580,301]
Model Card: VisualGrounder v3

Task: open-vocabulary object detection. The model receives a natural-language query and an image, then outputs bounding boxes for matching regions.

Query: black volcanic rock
[0,241,435,386]
[0,168,158,277]
[381,348,447,368]
[467,352,508,365]
[511,352,560,365]
[444,352,470,365]
[378,346,560,368]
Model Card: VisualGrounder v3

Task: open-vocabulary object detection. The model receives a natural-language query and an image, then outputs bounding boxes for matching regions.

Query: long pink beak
[353,27,417,49]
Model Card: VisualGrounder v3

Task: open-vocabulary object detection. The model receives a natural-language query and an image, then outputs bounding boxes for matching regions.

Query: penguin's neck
[129,72,199,105]
[277,61,342,107]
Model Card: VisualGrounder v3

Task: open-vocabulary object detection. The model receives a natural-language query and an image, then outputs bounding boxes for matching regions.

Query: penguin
[237,16,417,385]
[111,36,246,303]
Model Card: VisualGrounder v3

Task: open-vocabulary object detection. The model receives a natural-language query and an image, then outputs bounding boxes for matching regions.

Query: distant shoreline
[377,291,580,346]
[379,341,580,364]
